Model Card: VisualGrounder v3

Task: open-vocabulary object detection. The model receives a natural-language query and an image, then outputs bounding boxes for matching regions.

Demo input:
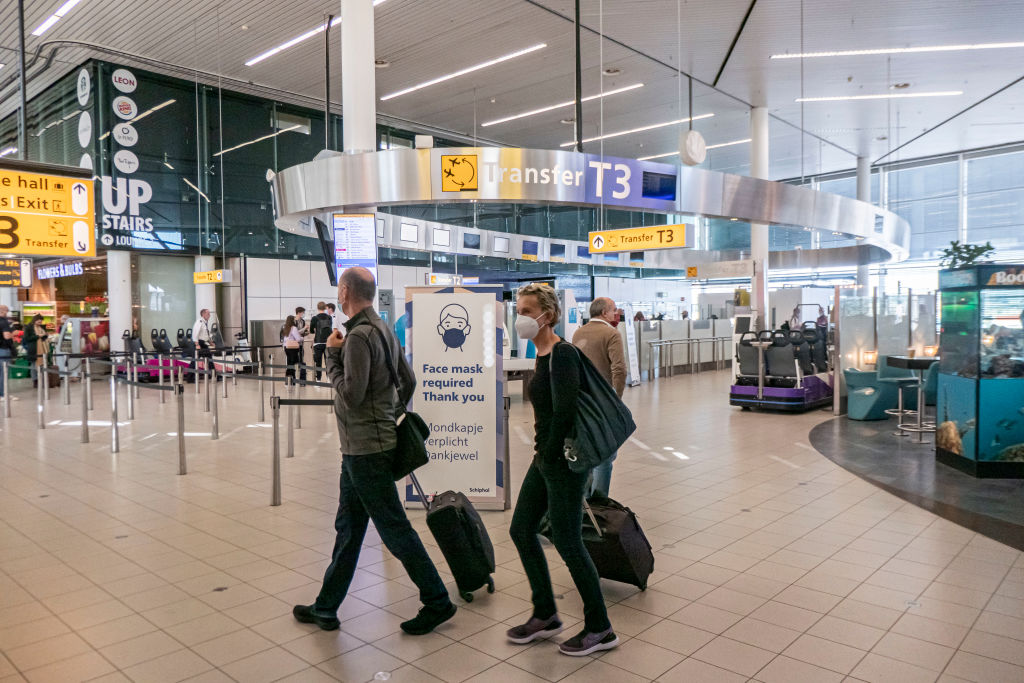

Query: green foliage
[939,240,995,269]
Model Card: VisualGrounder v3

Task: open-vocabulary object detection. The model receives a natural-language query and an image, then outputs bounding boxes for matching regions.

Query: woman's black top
[528,340,582,463]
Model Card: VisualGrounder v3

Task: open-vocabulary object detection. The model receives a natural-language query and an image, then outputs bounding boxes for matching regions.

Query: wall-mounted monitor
[463,232,481,250]
[549,244,566,262]
[432,227,451,248]
[400,222,418,243]
[376,218,385,238]
[577,246,591,260]
[641,171,677,201]
[522,240,539,261]
[493,236,510,254]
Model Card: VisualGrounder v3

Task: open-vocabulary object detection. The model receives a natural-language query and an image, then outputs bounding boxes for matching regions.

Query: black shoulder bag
[366,325,431,480]
[550,341,636,473]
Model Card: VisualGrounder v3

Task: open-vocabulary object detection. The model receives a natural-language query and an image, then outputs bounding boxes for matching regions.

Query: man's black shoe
[400,602,457,635]
[292,604,340,631]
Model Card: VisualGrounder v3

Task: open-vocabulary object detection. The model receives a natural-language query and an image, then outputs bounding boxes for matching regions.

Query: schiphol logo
[112,68,137,94]
[988,269,1024,286]
[112,123,138,147]
[112,95,137,120]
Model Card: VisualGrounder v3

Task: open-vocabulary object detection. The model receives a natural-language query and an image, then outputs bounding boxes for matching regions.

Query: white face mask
[515,313,544,341]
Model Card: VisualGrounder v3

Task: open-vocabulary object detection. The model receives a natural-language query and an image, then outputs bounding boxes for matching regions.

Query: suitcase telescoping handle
[583,500,603,538]
[408,471,432,513]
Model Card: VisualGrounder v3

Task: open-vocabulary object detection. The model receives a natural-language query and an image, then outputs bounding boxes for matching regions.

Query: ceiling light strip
[245,0,386,67]
[31,0,86,36]
[559,113,714,148]
[637,138,751,161]
[481,83,644,127]
[771,41,1024,59]
[796,91,962,102]
[380,43,547,101]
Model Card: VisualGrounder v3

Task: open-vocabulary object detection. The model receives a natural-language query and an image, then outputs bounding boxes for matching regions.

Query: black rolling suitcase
[409,472,496,602]
[581,497,654,591]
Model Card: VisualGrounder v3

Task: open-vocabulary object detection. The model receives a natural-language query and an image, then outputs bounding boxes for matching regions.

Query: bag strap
[583,499,603,538]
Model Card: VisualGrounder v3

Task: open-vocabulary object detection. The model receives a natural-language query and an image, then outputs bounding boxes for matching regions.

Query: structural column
[194,255,216,318]
[341,0,377,154]
[749,107,770,331]
[855,156,872,292]
[107,251,132,354]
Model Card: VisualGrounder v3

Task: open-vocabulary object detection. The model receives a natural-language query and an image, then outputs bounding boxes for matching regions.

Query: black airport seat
[737,331,759,377]
[790,330,815,375]
[803,326,828,372]
[766,331,799,379]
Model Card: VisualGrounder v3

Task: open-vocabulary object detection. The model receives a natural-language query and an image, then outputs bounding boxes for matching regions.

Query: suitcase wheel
[486,577,495,594]
[460,591,474,603]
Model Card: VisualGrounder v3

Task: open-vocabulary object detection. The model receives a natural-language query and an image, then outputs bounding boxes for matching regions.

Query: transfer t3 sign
[405,285,506,509]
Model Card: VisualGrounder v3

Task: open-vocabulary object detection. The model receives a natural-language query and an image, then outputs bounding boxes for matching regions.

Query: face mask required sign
[405,286,506,509]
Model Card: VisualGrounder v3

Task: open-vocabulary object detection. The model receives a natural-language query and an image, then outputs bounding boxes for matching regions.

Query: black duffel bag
[369,326,430,480]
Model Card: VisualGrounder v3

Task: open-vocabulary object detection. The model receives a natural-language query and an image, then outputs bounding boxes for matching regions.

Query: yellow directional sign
[588,224,688,254]
[0,166,95,257]
[193,269,232,284]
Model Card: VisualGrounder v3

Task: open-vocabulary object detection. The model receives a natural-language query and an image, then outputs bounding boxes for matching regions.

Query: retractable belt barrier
[269,394,335,506]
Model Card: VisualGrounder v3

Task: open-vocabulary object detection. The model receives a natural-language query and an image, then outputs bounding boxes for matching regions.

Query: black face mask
[442,328,466,350]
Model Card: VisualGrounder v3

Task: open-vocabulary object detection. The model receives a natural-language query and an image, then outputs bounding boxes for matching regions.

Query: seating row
[736,327,829,387]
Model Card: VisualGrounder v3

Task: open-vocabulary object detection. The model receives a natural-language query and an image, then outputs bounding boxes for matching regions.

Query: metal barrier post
[222,358,228,399]
[62,367,70,405]
[696,339,702,373]
[258,359,265,423]
[42,363,49,403]
[271,396,282,506]
[204,360,211,413]
[211,368,219,440]
[110,373,119,453]
[286,377,295,458]
[2,361,9,418]
[85,357,93,410]
[176,384,186,474]
[37,371,45,429]
[194,350,200,394]
[80,374,89,443]
[126,360,135,421]
[232,356,238,387]
[690,340,698,375]
[157,354,166,404]
[296,380,302,430]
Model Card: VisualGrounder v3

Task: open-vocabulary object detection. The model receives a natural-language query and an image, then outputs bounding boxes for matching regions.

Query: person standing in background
[572,297,626,498]
[282,315,303,380]
[192,309,213,350]
[21,314,47,388]
[294,307,310,381]
[0,305,15,400]
[326,302,341,335]
[310,302,333,381]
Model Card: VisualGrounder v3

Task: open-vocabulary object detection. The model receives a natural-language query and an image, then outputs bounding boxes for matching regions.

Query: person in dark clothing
[506,283,618,657]
[22,314,47,387]
[281,315,303,380]
[309,301,333,381]
[0,306,14,398]
[292,267,455,637]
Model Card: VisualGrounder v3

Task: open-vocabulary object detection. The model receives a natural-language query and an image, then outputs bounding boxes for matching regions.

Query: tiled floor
[1,369,1023,682]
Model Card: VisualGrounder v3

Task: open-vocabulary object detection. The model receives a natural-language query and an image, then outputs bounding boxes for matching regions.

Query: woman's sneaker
[506,615,563,644]
[558,628,619,656]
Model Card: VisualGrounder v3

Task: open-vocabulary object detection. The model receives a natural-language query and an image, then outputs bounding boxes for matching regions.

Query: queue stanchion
[127,361,135,421]
[296,379,302,430]
[176,383,187,475]
[232,355,239,387]
[110,373,119,453]
[133,354,141,400]
[286,377,295,459]
[80,373,89,444]
[42,363,49,403]
[62,366,70,405]
[85,357,93,410]
[193,350,200,395]
[203,361,211,413]
[211,368,219,440]
[2,360,9,419]
[222,357,228,399]
[271,395,281,506]
[257,359,265,423]
[37,371,45,429]
[157,354,165,404]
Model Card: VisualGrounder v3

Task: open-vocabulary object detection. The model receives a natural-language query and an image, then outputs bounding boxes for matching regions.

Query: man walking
[294,307,309,381]
[293,267,456,635]
[309,302,333,380]
[572,297,626,497]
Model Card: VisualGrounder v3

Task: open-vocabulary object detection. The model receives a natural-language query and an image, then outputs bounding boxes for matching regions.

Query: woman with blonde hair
[506,283,618,656]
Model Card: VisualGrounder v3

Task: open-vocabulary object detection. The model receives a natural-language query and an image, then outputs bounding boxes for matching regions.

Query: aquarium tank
[936,264,1024,477]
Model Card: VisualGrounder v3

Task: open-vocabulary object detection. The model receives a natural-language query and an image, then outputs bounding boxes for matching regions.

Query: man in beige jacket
[572,297,626,496]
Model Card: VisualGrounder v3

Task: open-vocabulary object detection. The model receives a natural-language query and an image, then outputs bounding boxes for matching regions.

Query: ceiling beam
[712,0,758,88]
